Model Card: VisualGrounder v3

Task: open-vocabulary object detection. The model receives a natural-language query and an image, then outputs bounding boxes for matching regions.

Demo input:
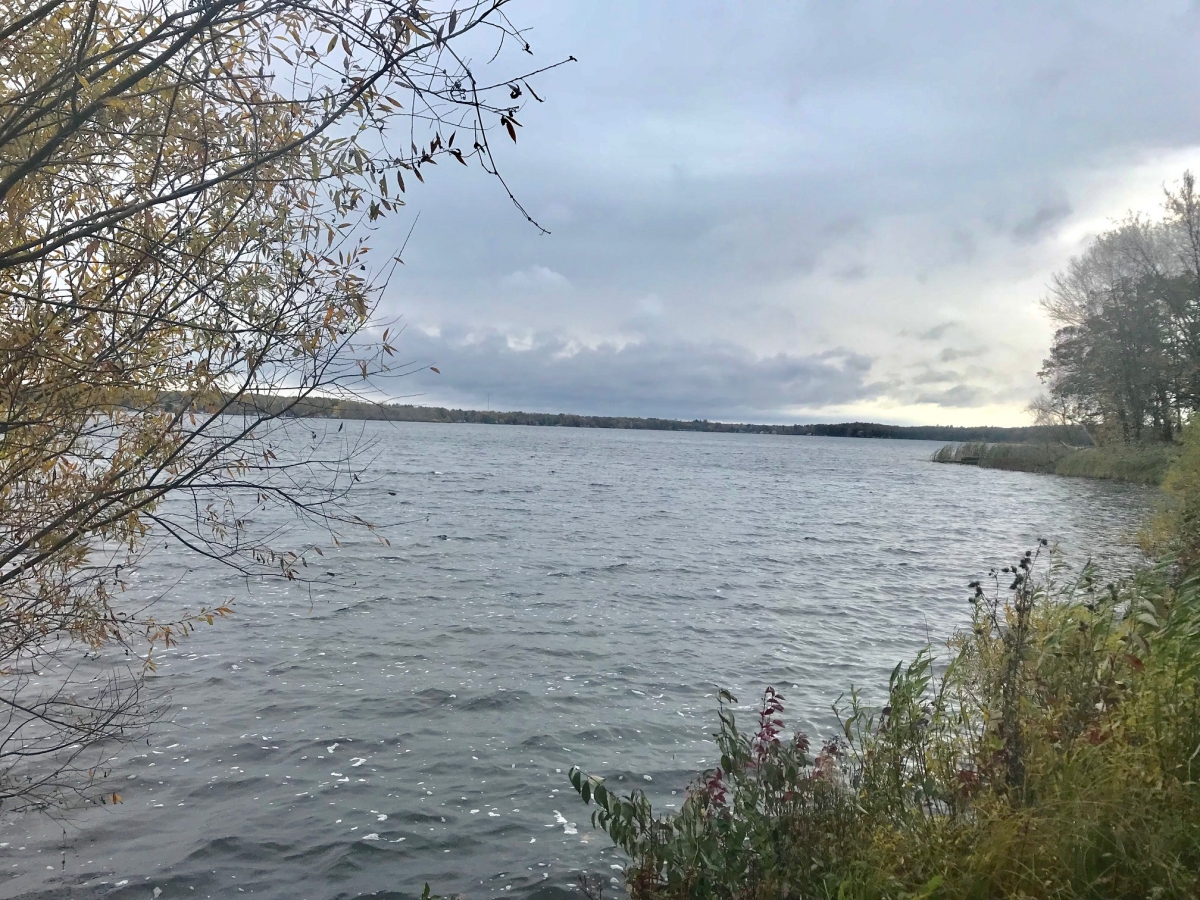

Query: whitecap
[361,833,380,840]
[552,810,578,835]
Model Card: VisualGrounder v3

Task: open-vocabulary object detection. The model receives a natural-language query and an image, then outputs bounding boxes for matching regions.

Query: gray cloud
[913,368,961,385]
[937,347,980,363]
[501,265,571,291]
[1011,201,1074,243]
[914,385,986,408]
[834,263,868,282]
[391,327,881,420]
[916,323,957,342]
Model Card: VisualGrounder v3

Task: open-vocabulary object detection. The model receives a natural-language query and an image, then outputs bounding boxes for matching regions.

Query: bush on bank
[1054,444,1177,485]
[571,451,1200,898]
[1143,422,1200,566]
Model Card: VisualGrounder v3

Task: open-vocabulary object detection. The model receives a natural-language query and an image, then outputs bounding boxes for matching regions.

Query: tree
[0,0,564,810]
[1038,184,1200,445]
[1161,171,1200,412]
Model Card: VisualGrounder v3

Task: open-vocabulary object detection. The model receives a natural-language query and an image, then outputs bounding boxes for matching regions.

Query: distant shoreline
[183,394,1087,445]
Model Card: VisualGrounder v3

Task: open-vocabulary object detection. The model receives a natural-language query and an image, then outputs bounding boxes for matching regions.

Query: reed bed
[931,441,1175,485]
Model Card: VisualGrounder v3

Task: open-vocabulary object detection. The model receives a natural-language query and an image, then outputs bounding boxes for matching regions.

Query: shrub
[570,547,1200,899]
[1054,444,1177,485]
[1144,422,1200,562]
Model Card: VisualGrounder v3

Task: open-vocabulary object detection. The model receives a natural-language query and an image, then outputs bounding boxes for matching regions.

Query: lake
[0,424,1156,900]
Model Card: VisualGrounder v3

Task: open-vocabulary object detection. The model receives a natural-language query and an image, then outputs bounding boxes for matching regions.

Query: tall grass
[571,436,1200,899]
[930,441,1074,473]
[932,441,1176,485]
[1054,444,1178,485]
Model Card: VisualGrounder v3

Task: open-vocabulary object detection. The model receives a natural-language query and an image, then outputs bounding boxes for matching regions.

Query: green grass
[932,441,1177,485]
[1053,444,1177,485]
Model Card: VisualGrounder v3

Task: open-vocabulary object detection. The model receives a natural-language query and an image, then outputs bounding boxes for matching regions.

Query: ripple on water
[1,427,1155,900]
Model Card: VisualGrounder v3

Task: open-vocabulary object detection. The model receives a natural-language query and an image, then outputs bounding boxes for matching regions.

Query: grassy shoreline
[931,440,1176,485]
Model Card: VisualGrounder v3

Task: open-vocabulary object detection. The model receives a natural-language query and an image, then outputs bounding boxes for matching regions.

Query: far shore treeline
[173,393,1087,444]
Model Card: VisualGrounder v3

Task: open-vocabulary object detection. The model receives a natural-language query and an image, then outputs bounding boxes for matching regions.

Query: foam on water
[0,425,1154,900]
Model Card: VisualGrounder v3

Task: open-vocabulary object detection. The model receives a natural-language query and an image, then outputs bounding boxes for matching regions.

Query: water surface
[1,425,1155,899]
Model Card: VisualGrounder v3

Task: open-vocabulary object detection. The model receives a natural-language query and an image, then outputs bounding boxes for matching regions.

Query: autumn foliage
[0,0,556,808]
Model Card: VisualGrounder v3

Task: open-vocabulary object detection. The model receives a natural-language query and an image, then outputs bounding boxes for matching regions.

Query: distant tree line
[798,422,1091,444]
[180,393,1086,443]
[1035,171,1200,445]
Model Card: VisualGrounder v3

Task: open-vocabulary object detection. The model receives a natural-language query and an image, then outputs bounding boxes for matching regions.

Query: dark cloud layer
[394,328,880,420]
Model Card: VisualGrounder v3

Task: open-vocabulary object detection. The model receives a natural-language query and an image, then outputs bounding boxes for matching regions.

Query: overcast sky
[371,1,1200,426]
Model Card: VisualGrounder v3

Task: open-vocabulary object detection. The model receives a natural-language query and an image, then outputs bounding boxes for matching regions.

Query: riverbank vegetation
[929,440,1075,473]
[931,440,1176,485]
[1053,444,1179,485]
[571,429,1200,899]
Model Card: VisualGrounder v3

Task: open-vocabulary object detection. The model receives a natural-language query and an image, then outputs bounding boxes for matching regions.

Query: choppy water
[1,424,1155,900]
